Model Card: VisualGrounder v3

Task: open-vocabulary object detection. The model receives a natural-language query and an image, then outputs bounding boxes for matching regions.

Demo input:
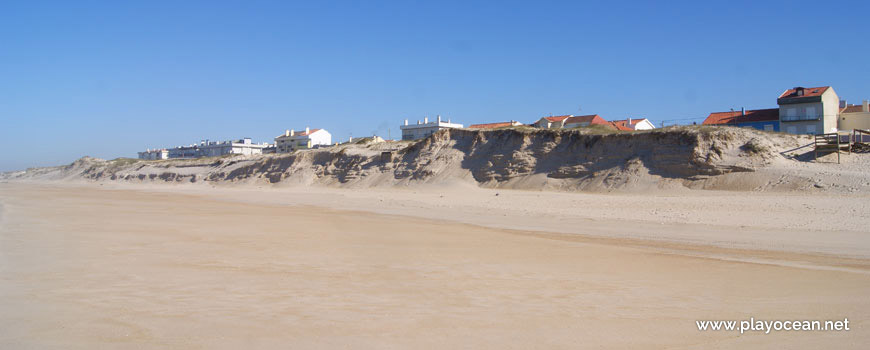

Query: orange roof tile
[543,115,572,122]
[564,114,609,125]
[778,86,829,99]
[702,108,779,125]
[841,104,868,113]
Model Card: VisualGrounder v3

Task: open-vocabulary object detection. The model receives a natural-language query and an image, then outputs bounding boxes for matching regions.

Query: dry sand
[1,182,869,349]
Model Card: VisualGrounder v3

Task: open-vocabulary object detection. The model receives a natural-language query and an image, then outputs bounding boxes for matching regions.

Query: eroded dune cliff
[4,127,866,192]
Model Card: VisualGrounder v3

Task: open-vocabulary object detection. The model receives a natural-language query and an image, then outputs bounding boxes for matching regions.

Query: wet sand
[1,183,868,349]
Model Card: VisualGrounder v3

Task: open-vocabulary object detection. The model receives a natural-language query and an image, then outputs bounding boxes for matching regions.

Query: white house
[839,100,870,132]
[777,86,839,135]
[400,116,463,140]
[609,118,656,131]
[198,138,269,157]
[137,149,169,160]
[274,127,332,153]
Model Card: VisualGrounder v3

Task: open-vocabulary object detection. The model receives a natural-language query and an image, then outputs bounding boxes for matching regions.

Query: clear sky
[1,0,868,171]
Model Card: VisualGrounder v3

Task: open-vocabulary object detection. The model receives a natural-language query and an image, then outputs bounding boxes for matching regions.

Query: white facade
[400,116,463,140]
[612,118,656,130]
[839,100,870,132]
[274,128,332,153]
[778,86,839,135]
[142,138,269,159]
[137,149,169,160]
[198,138,269,157]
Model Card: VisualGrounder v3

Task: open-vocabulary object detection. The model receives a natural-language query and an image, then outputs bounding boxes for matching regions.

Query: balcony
[781,115,822,122]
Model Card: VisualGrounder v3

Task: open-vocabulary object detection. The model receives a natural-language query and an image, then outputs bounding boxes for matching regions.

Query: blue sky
[1,0,868,171]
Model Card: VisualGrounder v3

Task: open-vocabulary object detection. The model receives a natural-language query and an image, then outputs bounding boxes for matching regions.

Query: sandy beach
[1,182,868,349]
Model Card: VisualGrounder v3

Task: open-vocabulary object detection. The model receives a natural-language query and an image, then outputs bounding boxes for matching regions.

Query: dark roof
[702,108,780,125]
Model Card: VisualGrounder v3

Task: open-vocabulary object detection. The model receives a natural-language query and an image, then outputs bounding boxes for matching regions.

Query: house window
[763,124,774,131]
[806,106,816,118]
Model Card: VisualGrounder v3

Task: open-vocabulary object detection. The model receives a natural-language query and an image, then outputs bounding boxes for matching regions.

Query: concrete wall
[309,130,332,147]
[822,88,840,133]
[840,111,870,131]
[633,120,656,130]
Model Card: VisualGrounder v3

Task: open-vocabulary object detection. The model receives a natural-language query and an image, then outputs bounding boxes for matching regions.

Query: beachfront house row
[400,116,463,140]
[138,138,269,160]
[777,86,839,135]
[839,100,870,132]
[702,108,780,131]
[468,121,524,129]
[138,149,169,160]
[198,138,269,157]
[609,118,656,131]
[533,115,610,129]
[274,128,332,153]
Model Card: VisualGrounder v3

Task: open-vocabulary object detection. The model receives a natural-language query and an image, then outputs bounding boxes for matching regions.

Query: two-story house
[777,86,839,135]
[274,127,332,153]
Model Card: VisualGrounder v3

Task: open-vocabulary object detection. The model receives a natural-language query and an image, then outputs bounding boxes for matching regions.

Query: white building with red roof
[839,100,870,132]
[609,118,655,131]
[274,127,332,153]
[777,86,839,135]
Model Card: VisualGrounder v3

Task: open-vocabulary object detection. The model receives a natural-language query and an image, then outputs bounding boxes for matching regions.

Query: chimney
[306,127,310,134]
[404,119,408,126]
[795,87,805,96]
[285,129,290,137]
[424,116,429,124]
[741,107,745,116]
[628,117,632,125]
[437,115,442,123]
[840,100,847,108]
[863,100,869,113]
[290,129,295,136]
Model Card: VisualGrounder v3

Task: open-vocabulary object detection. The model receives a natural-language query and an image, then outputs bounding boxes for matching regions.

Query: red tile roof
[611,123,633,131]
[543,115,572,122]
[841,104,869,113]
[609,118,648,130]
[468,121,522,129]
[702,108,779,125]
[778,86,829,99]
[564,114,609,125]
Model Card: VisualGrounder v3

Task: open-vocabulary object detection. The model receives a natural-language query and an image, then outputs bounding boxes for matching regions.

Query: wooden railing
[814,132,852,164]
[853,129,870,152]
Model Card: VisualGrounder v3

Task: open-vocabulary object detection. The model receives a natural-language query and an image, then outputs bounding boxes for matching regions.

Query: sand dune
[8,127,869,194]
[1,183,868,349]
